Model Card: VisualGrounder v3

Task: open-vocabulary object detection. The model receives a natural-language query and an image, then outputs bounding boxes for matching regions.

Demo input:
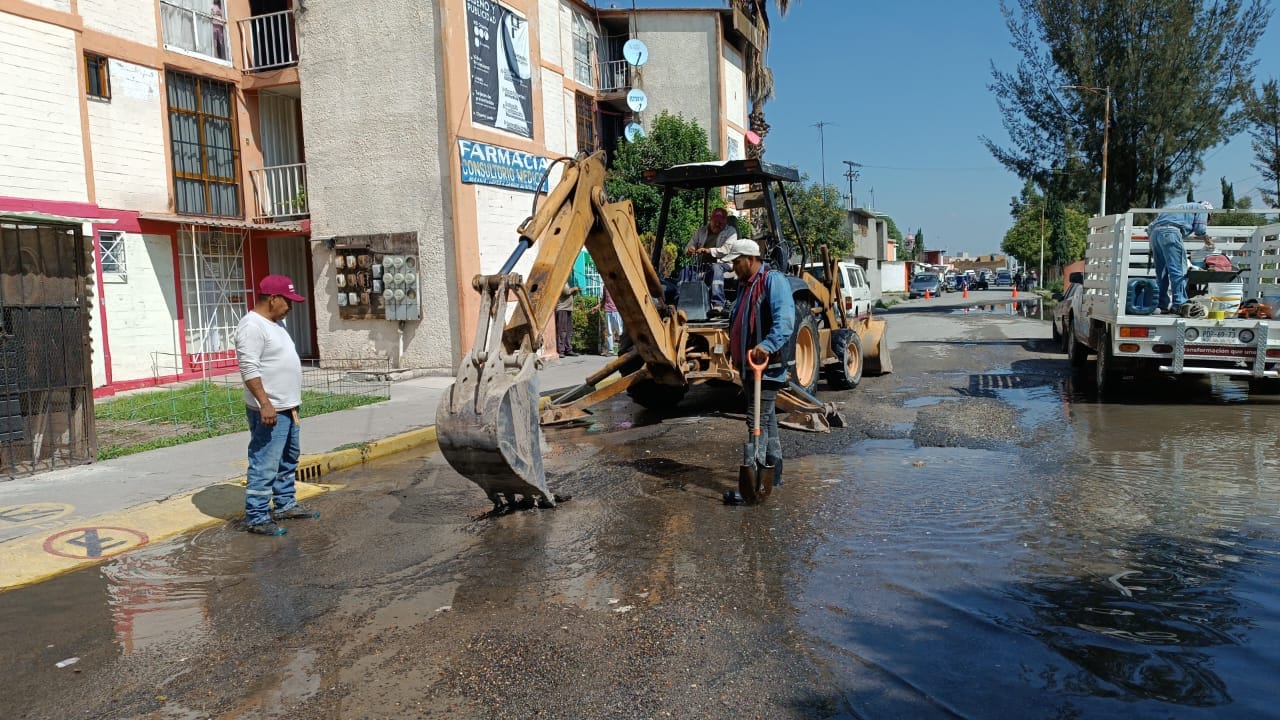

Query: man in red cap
[235,274,318,536]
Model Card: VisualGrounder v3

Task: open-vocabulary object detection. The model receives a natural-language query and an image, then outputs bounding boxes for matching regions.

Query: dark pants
[555,309,573,354]
[745,379,785,485]
[706,261,729,308]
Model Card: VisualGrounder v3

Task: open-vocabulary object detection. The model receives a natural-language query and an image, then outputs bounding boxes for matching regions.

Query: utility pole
[813,121,834,187]
[842,160,860,210]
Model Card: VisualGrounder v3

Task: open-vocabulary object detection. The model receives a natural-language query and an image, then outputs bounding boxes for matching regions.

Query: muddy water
[798,381,1280,718]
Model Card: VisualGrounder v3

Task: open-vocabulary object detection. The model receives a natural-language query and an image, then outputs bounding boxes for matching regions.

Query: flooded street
[4,298,1280,719]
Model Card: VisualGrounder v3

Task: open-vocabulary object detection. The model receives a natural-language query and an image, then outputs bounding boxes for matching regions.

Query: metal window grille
[99,231,126,280]
[575,92,597,153]
[572,13,596,87]
[178,225,246,369]
[167,70,241,218]
[0,221,97,477]
[580,254,603,298]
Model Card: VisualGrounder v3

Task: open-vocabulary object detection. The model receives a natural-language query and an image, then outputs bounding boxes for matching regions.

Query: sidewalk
[0,355,611,591]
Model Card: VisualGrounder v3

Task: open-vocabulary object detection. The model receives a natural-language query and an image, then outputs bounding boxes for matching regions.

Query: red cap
[260,274,306,302]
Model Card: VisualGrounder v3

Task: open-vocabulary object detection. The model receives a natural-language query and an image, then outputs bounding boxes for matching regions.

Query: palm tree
[727,0,792,159]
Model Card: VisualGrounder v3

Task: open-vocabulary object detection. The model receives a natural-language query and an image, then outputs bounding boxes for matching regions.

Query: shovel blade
[738,463,760,504]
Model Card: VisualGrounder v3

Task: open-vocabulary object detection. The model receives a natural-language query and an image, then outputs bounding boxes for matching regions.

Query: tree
[881,215,904,243]
[723,1,792,159]
[1245,78,1280,206]
[606,112,719,261]
[984,0,1272,213]
[1002,198,1089,270]
[1221,176,1236,208]
[915,228,926,256]
[785,178,849,258]
[1215,183,1268,225]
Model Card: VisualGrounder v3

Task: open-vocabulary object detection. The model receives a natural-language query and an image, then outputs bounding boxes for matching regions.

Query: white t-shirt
[235,310,302,410]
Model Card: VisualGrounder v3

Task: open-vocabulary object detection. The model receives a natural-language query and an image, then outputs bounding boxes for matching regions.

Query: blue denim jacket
[1148,202,1209,238]
[729,267,795,383]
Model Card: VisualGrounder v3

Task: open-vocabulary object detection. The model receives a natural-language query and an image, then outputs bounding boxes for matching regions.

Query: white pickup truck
[1063,209,1280,397]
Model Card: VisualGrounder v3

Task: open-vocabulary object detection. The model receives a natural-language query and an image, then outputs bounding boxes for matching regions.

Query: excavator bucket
[860,317,893,375]
[436,275,554,510]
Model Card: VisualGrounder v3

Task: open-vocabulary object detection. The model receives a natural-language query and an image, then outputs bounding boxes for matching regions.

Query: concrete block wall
[635,14,718,140]
[87,60,168,212]
[0,12,87,203]
[99,233,182,382]
[79,0,159,47]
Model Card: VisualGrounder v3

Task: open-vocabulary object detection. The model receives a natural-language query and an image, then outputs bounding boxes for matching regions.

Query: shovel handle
[747,350,768,376]
[748,350,766,437]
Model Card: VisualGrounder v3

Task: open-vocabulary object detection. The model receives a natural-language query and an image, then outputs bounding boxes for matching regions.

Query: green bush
[572,294,601,353]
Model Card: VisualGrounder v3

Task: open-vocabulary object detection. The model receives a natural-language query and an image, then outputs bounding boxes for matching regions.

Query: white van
[836,261,873,318]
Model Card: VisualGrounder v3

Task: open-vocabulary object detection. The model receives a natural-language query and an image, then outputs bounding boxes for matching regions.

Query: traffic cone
[925,289,931,300]
[1012,285,1018,299]
[963,286,969,299]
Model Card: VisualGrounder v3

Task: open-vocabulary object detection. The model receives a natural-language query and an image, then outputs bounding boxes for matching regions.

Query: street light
[1062,84,1111,217]
[812,121,834,187]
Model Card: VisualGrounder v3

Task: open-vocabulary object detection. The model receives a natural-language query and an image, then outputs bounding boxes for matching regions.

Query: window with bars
[166,70,241,218]
[178,226,246,360]
[571,13,596,87]
[575,92,597,154]
[98,231,126,281]
[85,53,110,100]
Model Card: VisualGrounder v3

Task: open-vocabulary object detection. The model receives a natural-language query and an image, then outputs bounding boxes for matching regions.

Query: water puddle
[951,301,1043,317]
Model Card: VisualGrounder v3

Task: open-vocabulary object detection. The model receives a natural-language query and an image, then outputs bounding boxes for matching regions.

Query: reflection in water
[798,393,1280,717]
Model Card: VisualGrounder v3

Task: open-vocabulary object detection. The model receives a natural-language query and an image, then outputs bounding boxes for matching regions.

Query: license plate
[1199,327,1238,343]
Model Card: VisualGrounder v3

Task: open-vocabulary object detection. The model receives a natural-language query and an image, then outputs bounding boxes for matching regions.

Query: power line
[812,121,835,187]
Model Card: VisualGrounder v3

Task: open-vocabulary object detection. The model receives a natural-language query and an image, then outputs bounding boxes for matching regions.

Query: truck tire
[1066,314,1089,369]
[627,379,688,411]
[825,328,863,390]
[1051,318,1062,345]
[1094,325,1120,397]
[792,307,821,394]
[1248,378,1280,395]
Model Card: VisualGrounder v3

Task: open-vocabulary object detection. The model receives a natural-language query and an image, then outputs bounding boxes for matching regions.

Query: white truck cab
[837,261,873,318]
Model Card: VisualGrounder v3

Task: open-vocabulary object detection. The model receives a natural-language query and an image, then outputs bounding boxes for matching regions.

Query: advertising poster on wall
[465,0,533,139]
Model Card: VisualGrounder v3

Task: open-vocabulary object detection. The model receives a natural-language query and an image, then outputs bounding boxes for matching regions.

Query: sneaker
[1177,302,1207,318]
[272,503,321,521]
[247,521,287,536]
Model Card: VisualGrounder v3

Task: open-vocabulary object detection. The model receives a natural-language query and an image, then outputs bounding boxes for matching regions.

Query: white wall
[87,60,168,211]
[722,44,746,130]
[880,261,908,294]
[79,0,158,47]
[538,0,561,69]
[541,68,567,155]
[561,88,577,156]
[0,12,87,202]
[636,14,718,138]
[98,233,182,384]
[24,0,70,11]
[298,0,456,370]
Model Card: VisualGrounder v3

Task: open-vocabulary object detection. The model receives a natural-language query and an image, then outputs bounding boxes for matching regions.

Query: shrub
[571,294,601,353]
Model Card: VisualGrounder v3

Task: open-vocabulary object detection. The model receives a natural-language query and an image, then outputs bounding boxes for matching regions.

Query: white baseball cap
[1200,200,1214,210]
[720,239,761,262]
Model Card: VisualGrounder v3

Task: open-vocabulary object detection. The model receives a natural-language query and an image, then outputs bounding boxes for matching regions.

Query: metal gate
[0,217,97,477]
[179,225,247,372]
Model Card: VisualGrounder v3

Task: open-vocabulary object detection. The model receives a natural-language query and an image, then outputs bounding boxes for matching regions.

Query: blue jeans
[706,262,729,308]
[1151,225,1188,309]
[245,406,301,526]
[602,310,623,353]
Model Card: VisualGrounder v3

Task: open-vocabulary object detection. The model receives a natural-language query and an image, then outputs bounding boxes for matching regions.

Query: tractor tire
[792,306,821,394]
[825,328,863,390]
[626,379,688,411]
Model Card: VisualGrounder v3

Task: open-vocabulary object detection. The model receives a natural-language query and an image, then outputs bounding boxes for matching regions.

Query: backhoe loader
[437,152,891,510]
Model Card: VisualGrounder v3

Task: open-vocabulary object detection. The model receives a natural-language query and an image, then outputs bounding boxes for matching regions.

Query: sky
[622,0,1280,256]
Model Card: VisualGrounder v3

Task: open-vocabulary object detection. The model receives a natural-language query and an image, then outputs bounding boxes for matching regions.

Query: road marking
[42,527,149,560]
[0,502,73,527]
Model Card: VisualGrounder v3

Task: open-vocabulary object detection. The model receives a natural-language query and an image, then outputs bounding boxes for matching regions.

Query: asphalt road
[5,290,1279,719]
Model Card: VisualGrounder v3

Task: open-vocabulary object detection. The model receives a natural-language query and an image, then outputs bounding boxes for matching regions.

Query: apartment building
[0,0,313,395]
[2,0,759,390]
[298,0,758,369]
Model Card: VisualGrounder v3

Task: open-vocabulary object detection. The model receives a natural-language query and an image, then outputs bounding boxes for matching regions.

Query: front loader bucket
[860,317,893,375]
[437,352,554,509]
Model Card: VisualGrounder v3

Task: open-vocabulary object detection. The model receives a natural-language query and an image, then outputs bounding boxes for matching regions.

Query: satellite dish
[626,88,648,113]
[624,122,646,142]
[623,39,649,67]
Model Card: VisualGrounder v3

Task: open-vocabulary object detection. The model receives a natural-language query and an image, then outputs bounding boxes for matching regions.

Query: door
[267,235,314,357]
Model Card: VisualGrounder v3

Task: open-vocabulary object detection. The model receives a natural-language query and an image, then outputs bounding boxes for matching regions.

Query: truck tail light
[1119,326,1151,338]
[1268,349,1280,359]
[845,297,852,311]
[1119,343,1140,353]
[1153,344,1173,353]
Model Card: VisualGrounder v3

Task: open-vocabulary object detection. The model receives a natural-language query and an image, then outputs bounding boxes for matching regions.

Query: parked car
[996,269,1014,288]
[837,261,873,317]
[909,273,944,299]
[1051,272,1086,352]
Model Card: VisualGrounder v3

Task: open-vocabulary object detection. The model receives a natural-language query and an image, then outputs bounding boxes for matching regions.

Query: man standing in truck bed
[1149,201,1213,317]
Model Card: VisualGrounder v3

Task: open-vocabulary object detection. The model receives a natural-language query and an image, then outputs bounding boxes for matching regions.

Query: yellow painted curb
[0,481,332,592]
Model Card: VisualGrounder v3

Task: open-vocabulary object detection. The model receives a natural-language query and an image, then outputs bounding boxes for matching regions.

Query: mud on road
[3,305,1085,719]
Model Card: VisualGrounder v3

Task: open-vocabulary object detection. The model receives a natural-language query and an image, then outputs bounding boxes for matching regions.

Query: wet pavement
[3,296,1280,719]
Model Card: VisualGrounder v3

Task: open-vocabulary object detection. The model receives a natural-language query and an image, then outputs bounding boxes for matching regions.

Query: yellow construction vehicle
[437,152,891,510]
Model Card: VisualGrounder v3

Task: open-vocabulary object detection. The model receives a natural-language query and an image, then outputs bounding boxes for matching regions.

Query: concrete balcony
[238,10,299,72]
[251,163,308,220]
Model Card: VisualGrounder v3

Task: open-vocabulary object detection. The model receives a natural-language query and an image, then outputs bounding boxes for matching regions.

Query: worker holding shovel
[720,239,795,505]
